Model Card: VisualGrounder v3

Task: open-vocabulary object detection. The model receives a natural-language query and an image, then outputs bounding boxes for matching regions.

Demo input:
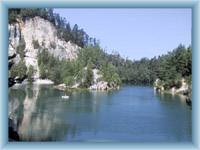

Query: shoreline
[54,83,120,92]
[154,87,192,106]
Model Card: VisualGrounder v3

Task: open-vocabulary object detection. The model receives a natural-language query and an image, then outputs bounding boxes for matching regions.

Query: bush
[10,60,27,79]
[32,40,40,49]
[16,37,26,59]
[8,9,20,23]
[27,65,35,83]
[174,80,182,89]
[101,63,121,86]
[186,75,192,86]
[64,76,74,86]
[50,41,56,49]
[39,63,48,79]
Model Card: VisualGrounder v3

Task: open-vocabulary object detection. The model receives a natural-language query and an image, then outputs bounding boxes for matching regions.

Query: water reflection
[155,91,189,105]
[9,85,191,142]
[9,85,70,141]
[9,85,109,141]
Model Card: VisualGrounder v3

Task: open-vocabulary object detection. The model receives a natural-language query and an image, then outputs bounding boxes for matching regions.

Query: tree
[72,24,79,44]
[80,60,93,88]
[64,76,74,86]
[63,23,72,42]
[8,9,20,23]
[9,8,93,47]
[16,36,26,59]
[47,8,55,24]
[27,65,35,83]
[10,60,27,79]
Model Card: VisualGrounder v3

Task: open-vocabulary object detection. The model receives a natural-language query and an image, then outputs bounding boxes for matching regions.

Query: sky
[54,8,191,60]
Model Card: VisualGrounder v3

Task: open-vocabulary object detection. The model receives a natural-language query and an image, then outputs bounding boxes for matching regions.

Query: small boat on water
[61,95,69,99]
[61,89,72,99]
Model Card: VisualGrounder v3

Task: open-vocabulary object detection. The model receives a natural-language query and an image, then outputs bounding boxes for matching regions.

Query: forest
[9,8,192,90]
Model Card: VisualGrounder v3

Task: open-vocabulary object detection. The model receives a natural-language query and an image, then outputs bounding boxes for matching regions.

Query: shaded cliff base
[9,118,20,141]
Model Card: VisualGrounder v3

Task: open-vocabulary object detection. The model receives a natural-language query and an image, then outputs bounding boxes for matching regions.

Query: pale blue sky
[54,8,191,60]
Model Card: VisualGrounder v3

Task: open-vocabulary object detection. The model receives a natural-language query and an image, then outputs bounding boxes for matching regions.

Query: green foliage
[27,65,35,83]
[9,9,191,89]
[8,9,21,23]
[77,46,105,68]
[64,76,74,86]
[38,49,76,85]
[10,60,27,79]
[37,43,191,90]
[100,62,121,87]
[174,79,182,89]
[16,37,26,59]
[156,45,192,89]
[105,44,191,89]
[37,46,121,88]
[186,75,192,86]
[32,40,40,49]
[80,62,93,88]
[20,8,48,20]
[77,46,120,87]
[8,8,98,48]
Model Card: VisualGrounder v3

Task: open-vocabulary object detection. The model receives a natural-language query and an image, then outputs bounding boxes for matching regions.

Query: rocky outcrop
[89,81,109,91]
[8,17,79,82]
[54,84,66,91]
[154,78,189,94]
[8,17,119,91]
[174,78,189,94]
[89,69,107,90]
[54,68,114,91]
[154,79,165,92]
[154,78,192,106]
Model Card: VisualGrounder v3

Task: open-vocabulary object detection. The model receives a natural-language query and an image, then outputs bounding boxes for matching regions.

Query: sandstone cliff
[9,17,79,80]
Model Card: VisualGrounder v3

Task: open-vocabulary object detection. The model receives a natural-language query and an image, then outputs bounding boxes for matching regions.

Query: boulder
[54,83,66,91]
[89,81,108,91]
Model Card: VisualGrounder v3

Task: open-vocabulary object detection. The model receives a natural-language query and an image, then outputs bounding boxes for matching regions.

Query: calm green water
[9,85,192,142]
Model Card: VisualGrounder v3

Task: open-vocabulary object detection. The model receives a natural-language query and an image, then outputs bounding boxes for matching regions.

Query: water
[9,85,192,142]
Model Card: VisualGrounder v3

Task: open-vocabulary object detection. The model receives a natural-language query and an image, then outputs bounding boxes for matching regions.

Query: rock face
[154,78,192,105]
[8,17,79,81]
[89,69,109,90]
[175,78,189,93]
[154,78,189,94]
[89,81,108,91]
[8,17,118,91]
[54,83,66,91]
[154,79,164,92]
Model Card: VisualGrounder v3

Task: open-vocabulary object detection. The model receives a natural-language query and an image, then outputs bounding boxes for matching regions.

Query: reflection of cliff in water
[9,85,70,141]
[9,85,191,142]
[9,85,114,141]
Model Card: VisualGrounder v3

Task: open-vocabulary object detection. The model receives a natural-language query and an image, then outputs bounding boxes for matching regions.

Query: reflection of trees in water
[9,85,115,141]
[69,91,109,113]
[9,88,26,131]
[155,91,188,105]
[9,85,71,141]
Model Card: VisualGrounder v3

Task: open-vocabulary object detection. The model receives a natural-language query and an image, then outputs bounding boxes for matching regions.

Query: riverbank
[54,82,120,92]
[154,78,192,106]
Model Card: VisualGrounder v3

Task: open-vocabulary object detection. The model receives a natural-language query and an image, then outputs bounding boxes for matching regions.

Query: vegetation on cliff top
[8,8,192,90]
[37,46,121,88]
[9,8,98,48]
